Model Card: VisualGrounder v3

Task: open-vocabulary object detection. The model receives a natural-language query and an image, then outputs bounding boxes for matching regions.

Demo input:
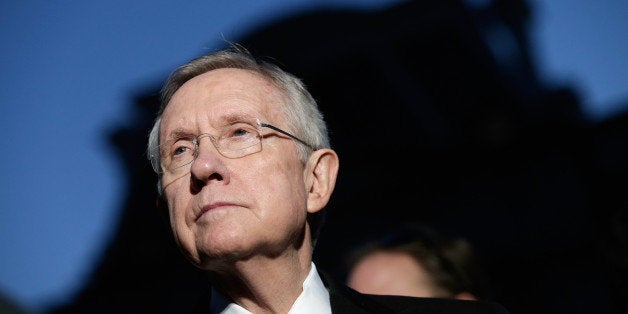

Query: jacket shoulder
[321,270,509,314]
[368,294,511,314]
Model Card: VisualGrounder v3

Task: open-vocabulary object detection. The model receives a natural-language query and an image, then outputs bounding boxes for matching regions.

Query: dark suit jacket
[193,269,510,313]
[320,271,510,313]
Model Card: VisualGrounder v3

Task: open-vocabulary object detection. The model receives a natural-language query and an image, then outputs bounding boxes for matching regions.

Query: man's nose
[189,136,229,190]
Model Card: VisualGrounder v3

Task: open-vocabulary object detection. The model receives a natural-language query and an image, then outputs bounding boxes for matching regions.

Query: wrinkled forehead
[159,68,287,138]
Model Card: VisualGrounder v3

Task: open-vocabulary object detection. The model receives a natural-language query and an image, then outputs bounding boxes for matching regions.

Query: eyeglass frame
[153,118,317,176]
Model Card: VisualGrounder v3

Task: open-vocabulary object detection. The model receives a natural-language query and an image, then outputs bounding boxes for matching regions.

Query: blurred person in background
[346,225,492,301]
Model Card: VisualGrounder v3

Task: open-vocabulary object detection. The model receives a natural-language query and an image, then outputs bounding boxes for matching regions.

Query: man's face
[159,68,309,269]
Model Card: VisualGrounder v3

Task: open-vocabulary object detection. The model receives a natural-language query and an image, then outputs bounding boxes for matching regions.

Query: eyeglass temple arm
[259,123,316,150]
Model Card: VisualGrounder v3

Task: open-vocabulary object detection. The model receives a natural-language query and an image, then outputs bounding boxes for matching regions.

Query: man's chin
[196,249,250,270]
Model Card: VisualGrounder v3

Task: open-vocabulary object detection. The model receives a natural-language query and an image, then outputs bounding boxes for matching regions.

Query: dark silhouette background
[48,0,628,313]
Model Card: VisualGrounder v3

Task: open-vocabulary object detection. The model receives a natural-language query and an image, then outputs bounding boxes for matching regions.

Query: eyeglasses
[157,119,316,177]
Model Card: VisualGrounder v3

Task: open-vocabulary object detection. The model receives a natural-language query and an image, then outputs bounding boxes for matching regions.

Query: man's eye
[232,128,250,137]
[170,140,194,156]
[173,146,190,156]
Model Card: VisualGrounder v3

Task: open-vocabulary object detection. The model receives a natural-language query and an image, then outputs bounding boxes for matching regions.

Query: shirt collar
[210,262,331,314]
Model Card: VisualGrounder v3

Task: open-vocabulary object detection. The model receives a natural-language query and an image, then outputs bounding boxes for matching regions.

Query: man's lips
[195,202,237,221]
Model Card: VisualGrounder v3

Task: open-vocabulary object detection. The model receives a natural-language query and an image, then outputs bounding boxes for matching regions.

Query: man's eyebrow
[164,129,196,141]
[162,113,258,141]
[222,112,256,124]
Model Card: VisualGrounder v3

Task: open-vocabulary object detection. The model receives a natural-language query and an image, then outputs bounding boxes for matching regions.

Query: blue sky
[0,0,626,312]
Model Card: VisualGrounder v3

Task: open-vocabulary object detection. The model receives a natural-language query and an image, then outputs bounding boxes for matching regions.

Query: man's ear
[304,148,339,214]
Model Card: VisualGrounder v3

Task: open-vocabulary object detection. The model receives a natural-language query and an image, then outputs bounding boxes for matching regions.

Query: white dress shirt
[210,262,332,314]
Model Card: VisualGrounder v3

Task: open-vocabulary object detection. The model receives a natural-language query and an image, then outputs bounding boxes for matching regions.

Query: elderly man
[147,44,509,313]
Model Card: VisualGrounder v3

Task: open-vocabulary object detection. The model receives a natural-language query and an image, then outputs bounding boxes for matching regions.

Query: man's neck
[211,247,313,313]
